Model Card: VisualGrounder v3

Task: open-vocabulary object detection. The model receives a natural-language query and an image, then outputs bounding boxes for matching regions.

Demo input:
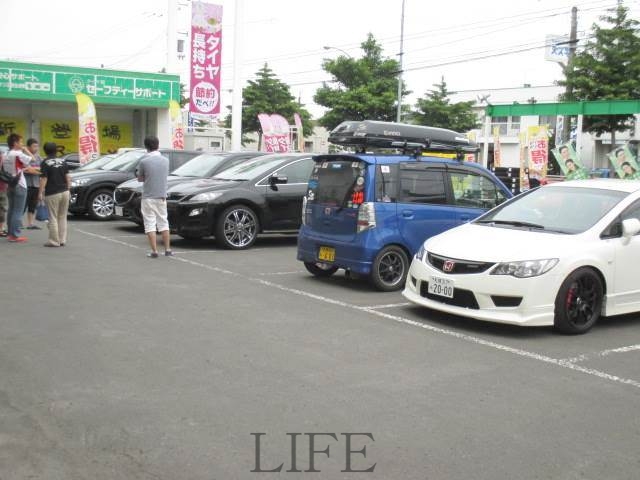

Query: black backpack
[0,158,20,187]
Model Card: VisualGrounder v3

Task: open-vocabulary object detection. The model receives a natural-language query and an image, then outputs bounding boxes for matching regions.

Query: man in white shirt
[4,133,37,242]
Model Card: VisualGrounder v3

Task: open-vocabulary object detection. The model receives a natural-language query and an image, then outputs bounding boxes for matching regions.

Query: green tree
[224,63,313,149]
[558,3,640,144]
[314,34,409,130]
[410,77,479,132]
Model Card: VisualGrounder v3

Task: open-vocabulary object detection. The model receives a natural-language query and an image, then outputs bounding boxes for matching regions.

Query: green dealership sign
[0,61,180,108]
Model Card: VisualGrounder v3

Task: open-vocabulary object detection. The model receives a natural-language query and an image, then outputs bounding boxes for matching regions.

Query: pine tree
[559,3,640,143]
[224,64,312,149]
[411,77,479,132]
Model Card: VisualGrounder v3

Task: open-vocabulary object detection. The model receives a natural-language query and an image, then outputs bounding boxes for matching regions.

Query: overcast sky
[2,0,637,118]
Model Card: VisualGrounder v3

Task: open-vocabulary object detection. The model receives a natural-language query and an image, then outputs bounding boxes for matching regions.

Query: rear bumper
[297,226,379,275]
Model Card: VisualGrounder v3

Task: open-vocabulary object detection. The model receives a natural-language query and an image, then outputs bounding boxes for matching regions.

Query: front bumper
[167,201,213,237]
[402,255,561,327]
[68,187,87,213]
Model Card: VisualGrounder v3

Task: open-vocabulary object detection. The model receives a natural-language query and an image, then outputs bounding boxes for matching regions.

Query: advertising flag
[552,141,588,180]
[258,113,291,153]
[518,131,529,191]
[526,125,549,186]
[76,93,100,165]
[189,2,223,115]
[608,145,640,179]
[492,126,502,168]
[170,100,185,150]
[293,113,304,152]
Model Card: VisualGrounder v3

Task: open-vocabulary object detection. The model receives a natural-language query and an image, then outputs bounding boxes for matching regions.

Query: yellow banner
[100,123,133,154]
[526,125,549,185]
[76,93,100,164]
[41,120,78,156]
[0,117,27,138]
[40,120,131,156]
[169,100,184,150]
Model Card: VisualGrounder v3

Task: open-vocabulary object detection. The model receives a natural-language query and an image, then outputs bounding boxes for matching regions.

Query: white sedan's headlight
[491,259,558,278]
[190,191,224,202]
[415,243,426,261]
[71,178,90,187]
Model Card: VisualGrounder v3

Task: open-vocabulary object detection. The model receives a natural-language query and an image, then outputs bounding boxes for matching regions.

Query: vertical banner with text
[258,114,291,153]
[170,100,185,150]
[492,126,502,168]
[527,125,549,186]
[189,2,223,116]
[75,93,100,165]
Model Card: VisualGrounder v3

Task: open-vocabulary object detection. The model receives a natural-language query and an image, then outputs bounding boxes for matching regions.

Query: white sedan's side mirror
[622,218,640,238]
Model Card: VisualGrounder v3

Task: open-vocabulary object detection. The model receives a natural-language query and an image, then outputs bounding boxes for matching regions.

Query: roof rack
[328,120,478,158]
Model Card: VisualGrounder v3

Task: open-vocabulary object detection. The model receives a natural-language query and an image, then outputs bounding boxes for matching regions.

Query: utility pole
[562,6,578,144]
[396,0,405,123]
[231,0,245,151]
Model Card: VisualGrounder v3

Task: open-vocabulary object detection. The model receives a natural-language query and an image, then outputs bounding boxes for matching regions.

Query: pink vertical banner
[189,2,223,115]
[258,113,291,153]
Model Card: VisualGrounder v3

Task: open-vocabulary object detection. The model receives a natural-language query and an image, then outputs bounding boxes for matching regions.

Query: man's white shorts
[141,198,169,233]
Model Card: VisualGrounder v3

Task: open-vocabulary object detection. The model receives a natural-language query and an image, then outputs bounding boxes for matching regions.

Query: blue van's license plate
[318,246,335,262]
[428,276,454,298]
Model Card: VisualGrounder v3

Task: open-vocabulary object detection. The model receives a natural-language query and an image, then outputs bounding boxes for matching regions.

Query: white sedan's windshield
[476,186,627,234]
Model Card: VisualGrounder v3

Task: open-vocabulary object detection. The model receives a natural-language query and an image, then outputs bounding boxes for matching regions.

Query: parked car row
[64,120,640,334]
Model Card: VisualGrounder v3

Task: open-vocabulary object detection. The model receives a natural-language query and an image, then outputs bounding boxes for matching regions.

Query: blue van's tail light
[357,202,377,233]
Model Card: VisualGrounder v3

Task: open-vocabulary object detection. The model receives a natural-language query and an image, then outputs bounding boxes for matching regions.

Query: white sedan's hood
[425,223,579,262]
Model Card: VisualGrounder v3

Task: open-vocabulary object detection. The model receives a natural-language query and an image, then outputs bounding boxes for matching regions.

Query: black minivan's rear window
[308,159,366,207]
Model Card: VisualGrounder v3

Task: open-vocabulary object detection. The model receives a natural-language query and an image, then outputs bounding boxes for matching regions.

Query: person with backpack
[0,150,8,236]
[4,133,37,242]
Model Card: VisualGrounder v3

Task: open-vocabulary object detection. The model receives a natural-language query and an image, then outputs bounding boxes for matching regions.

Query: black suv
[166,153,315,248]
[114,151,265,225]
[69,148,200,220]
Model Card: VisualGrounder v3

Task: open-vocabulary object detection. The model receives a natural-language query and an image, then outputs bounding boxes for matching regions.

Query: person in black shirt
[38,142,70,247]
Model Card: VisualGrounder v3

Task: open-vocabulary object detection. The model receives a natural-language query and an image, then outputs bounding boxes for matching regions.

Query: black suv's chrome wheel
[88,189,115,220]
[370,245,409,292]
[215,205,259,250]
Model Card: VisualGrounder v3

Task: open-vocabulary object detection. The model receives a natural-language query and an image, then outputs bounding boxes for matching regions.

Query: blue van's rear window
[308,159,365,206]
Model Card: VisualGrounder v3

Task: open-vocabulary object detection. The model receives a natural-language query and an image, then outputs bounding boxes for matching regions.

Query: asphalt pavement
[1,217,640,480]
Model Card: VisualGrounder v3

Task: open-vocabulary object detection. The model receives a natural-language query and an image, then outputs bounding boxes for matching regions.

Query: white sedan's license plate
[114,206,124,217]
[428,276,454,298]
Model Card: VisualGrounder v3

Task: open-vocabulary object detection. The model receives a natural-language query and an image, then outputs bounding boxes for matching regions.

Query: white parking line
[364,302,412,310]
[75,228,640,390]
[258,271,305,276]
[561,344,640,364]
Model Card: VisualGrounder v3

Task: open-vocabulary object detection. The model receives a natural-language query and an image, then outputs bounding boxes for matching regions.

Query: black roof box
[328,120,477,153]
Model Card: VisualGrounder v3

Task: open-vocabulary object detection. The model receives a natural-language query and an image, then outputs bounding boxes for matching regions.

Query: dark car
[69,148,200,220]
[114,151,265,225]
[166,153,315,248]
[60,152,81,170]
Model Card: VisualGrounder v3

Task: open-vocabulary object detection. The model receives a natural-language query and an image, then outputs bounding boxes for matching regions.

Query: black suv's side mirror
[269,174,288,190]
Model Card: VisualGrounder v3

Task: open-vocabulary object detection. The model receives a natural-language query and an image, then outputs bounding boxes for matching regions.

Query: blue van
[296,121,513,291]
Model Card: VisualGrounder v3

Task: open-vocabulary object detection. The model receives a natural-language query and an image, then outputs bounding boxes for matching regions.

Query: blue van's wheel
[370,246,409,291]
[304,262,339,277]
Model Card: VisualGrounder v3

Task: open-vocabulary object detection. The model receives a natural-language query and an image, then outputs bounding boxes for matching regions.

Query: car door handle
[402,210,414,219]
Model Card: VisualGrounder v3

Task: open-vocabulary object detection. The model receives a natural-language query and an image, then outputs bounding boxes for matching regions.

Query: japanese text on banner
[189,2,223,115]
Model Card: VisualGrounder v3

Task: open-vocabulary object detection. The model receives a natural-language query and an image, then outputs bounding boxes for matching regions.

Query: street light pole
[322,45,353,59]
[396,0,406,123]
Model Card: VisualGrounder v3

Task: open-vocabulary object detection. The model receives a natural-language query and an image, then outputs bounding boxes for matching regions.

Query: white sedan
[402,179,640,334]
